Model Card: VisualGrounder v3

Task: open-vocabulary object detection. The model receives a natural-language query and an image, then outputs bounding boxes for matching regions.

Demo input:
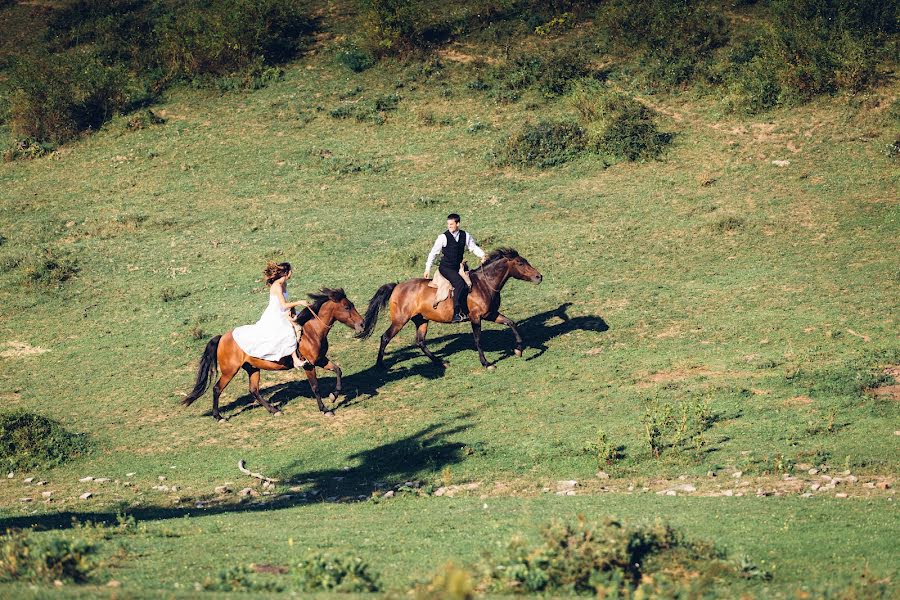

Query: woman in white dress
[232,261,309,368]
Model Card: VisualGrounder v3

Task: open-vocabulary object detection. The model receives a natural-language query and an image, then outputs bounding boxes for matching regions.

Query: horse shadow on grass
[0,416,474,532]
[207,303,607,416]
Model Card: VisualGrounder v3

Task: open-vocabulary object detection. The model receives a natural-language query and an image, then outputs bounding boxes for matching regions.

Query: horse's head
[482,248,542,284]
[307,288,365,334]
[508,253,542,284]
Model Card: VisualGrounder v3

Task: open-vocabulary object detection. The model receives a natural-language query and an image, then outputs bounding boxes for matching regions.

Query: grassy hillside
[0,0,898,597]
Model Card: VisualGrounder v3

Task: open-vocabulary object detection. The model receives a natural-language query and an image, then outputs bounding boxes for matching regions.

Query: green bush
[203,566,283,592]
[154,0,313,80]
[482,519,756,595]
[718,0,896,112]
[11,0,313,144]
[0,531,99,584]
[0,410,93,472]
[364,0,421,54]
[292,552,380,592]
[335,43,375,72]
[9,50,132,144]
[21,248,79,287]
[490,46,596,101]
[570,85,671,162]
[597,0,729,89]
[492,120,586,168]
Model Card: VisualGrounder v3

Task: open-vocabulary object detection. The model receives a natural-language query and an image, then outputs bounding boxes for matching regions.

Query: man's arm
[424,235,445,277]
[466,234,487,262]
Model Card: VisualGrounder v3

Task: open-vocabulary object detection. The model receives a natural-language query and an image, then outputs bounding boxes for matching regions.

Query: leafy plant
[0,531,99,584]
[0,410,93,472]
[491,120,586,168]
[292,551,380,592]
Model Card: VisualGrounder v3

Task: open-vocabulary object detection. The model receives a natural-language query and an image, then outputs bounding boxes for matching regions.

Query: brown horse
[182,288,364,420]
[357,248,542,369]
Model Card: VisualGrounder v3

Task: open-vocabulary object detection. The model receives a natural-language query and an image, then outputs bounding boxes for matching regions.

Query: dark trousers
[439,265,468,315]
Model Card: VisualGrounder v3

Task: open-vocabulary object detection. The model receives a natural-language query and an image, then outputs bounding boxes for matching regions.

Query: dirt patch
[636,366,761,388]
[869,366,900,401]
[783,395,813,406]
[436,47,498,65]
[1,341,50,359]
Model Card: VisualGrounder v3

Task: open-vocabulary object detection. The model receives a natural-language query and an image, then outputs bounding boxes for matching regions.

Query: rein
[302,303,334,330]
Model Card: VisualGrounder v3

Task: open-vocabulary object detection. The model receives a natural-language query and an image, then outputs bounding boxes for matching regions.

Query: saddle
[428,262,472,309]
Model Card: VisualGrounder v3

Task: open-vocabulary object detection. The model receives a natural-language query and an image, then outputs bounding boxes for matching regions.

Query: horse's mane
[473,247,520,273]
[296,287,348,324]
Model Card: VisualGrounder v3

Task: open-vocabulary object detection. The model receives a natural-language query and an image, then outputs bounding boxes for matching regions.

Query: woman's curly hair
[263,261,292,285]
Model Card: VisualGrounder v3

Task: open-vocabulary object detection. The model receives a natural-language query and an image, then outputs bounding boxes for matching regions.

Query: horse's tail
[182,335,221,406]
[356,283,396,339]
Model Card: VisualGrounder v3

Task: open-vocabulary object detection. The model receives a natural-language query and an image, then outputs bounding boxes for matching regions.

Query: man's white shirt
[425,230,486,272]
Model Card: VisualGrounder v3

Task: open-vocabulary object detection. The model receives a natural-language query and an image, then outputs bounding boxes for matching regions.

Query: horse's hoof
[324,410,335,418]
[273,410,284,417]
[441,360,450,368]
[514,349,523,357]
[486,364,497,371]
[216,417,226,424]
[328,392,338,401]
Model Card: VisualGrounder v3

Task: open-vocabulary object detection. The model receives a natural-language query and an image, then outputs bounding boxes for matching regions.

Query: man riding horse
[423,213,486,322]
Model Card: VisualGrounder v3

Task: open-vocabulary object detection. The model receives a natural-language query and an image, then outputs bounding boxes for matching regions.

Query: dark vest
[439,230,466,269]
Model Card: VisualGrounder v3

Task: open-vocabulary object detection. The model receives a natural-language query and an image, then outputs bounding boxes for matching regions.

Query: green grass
[0,1,898,597]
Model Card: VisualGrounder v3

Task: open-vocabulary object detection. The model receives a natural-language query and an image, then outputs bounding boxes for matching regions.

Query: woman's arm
[272,279,309,310]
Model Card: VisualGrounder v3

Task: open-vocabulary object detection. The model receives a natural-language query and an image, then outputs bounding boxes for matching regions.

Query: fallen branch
[237,459,280,483]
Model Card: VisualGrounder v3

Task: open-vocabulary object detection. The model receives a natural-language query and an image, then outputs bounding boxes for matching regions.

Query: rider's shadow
[416,302,608,363]
[213,303,607,416]
[335,303,607,409]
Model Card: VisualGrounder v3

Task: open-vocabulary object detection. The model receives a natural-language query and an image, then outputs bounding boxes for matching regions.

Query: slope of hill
[0,0,897,597]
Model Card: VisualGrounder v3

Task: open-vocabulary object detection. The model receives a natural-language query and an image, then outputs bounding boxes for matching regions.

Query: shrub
[292,552,380,592]
[336,43,375,73]
[0,531,99,584]
[572,87,671,162]
[9,50,131,144]
[154,0,314,80]
[412,563,474,600]
[364,0,420,54]
[2,138,54,162]
[597,0,730,88]
[491,46,595,101]
[719,0,897,112]
[0,410,93,472]
[203,565,283,592]
[21,248,79,287]
[491,120,586,168]
[126,109,165,130]
[481,519,748,595]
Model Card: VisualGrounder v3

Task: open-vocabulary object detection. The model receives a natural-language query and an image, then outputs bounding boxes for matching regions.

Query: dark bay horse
[182,288,364,420]
[357,248,542,369]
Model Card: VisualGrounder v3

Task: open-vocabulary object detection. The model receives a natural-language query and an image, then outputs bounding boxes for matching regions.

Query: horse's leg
[304,366,333,416]
[212,361,240,422]
[324,360,342,401]
[491,312,524,357]
[376,319,406,369]
[245,366,282,416]
[412,315,447,368]
[470,318,493,368]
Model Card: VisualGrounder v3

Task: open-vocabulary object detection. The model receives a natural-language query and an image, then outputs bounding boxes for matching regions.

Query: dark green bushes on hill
[491,120,587,168]
[0,410,93,472]
[570,82,672,162]
[480,519,767,595]
[715,0,898,112]
[8,0,314,145]
[596,0,730,89]
[0,531,99,584]
[8,50,132,144]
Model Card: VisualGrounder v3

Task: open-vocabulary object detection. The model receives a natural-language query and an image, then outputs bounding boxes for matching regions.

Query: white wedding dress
[232,290,298,361]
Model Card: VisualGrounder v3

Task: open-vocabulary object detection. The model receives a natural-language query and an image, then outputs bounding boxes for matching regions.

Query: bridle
[300,302,334,330]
